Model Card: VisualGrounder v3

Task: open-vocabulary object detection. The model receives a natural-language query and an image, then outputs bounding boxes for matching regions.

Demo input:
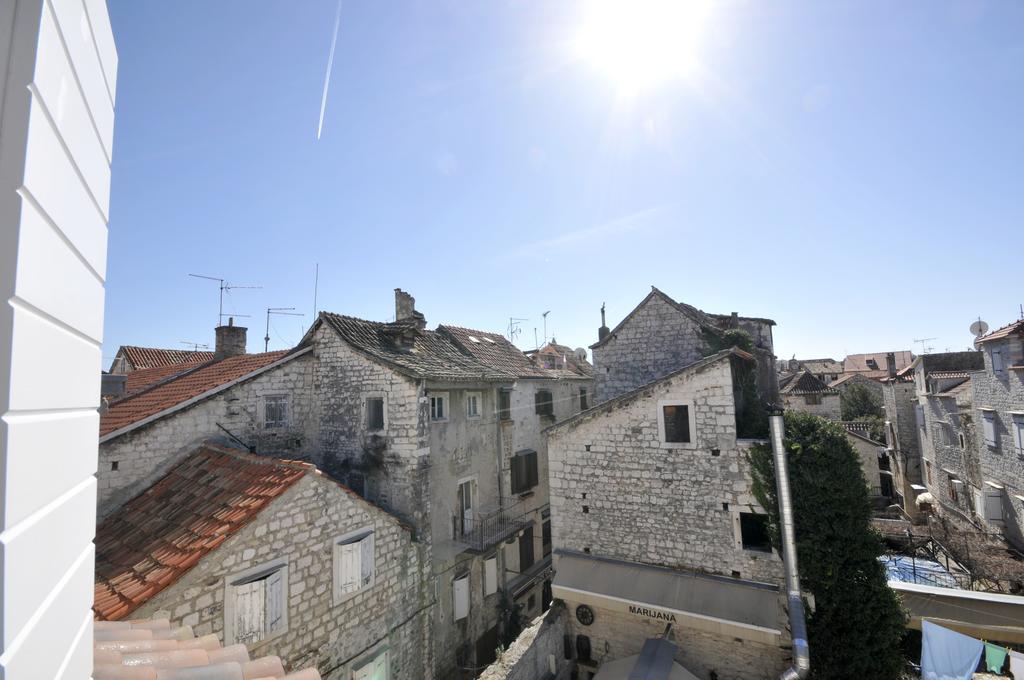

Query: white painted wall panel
[0,0,115,676]
[15,197,105,342]
[1,409,99,528]
[33,2,111,217]
[48,0,116,156]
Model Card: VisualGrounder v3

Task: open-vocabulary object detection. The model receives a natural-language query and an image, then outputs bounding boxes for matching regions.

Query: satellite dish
[574,347,588,362]
[970,319,989,338]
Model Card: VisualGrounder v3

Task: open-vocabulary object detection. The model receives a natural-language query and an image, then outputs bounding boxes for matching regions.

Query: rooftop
[780,370,837,395]
[111,345,214,373]
[843,351,914,373]
[93,445,310,621]
[975,318,1024,345]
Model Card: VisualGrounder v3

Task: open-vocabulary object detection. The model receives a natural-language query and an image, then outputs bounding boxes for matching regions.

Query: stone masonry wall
[883,380,923,490]
[549,358,784,586]
[130,473,430,679]
[593,294,708,403]
[921,392,981,524]
[971,335,1024,548]
[479,604,572,680]
[98,353,315,518]
[782,392,841,420]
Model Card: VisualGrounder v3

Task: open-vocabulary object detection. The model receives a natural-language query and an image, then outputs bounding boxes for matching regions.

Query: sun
[574,0,713,95]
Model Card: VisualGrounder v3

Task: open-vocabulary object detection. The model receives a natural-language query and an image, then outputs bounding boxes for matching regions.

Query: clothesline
[921,620,1024,679]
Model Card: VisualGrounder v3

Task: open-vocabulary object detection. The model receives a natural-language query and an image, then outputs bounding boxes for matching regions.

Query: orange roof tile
[93,445,308,621]
[113,346,215,372]
[100,350,294,437]
[121,361,208,397]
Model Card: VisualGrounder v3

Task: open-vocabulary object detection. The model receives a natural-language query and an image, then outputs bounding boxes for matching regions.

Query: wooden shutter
[266,569,284,633]
[234,579,265,643]
[341,541,362,595]
[483,557,497,596]
[360,534,375,587]
[984,491,1004,522]
[453,575,470,620]
[983,414,997,447]
[527,451,539,489]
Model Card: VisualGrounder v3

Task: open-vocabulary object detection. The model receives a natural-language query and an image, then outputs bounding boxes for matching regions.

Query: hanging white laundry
[1009,649,1024,680]
[921,621,983,680]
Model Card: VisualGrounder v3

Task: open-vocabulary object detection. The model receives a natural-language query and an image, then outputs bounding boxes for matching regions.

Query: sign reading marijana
[628,605,677,622]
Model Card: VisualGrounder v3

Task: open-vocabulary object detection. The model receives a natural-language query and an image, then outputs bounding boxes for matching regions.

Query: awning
[552,551,782,644]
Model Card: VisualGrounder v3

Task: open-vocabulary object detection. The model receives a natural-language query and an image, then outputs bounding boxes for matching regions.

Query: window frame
[510,449,539,495]
[466,391,482,419]
[579,387,589,411]
[453,572,471,621]
[332,527,376,606]
[535,389,554,417]
[483,556,498,597]
[982,484,1004,524]
[365,393,387,432]
[429,392,449,422]
[981,410,998,449]
[991,348,1005,374]
[498,389,512,421]
[263,394,290,429]
[658,399,696,448]
[804,393,822,406]
[1010,413,1024,455]
[352,646,390,680]
[737,511,772,553]
[223,558,289,647]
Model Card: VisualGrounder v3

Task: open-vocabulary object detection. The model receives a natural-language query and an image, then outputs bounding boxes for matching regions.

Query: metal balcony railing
[452,496,533,552]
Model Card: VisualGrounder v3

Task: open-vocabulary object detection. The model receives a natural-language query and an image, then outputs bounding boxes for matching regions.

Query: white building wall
[0,0,116,677]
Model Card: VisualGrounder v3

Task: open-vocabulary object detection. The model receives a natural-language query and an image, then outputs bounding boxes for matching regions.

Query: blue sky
[103,1,1023,367]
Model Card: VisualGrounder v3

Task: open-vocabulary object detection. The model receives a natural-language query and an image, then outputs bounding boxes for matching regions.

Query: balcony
[453,497,533,552]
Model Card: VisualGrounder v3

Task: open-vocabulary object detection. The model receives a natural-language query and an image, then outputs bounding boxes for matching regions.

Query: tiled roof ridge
[781,370,838,395]
[107,358,219,406]
[116,345,215,371]
[976,318,1024,344]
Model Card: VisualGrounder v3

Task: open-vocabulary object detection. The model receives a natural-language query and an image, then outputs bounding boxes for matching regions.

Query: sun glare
[575,0,713,95]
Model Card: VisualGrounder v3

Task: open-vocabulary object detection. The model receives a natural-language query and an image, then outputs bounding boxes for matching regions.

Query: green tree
[747,412,906,680]
[840,382,883,420]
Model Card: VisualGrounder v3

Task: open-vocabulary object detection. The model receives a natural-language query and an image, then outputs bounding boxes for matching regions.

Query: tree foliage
[840,382,883,421]
[747,412,906,680]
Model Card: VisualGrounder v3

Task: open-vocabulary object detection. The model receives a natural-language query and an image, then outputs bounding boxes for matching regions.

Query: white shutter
[453,575,470,621]
[983,413,997,447]
[1012,418,1024,453]
[484,557,497,596]
[372,652,389,680]
[266,569,284,633]
[360,534,375,588]
[992,350,1004,372]
[984,491,1004,522]
[341,541,362,595]
[234,579,265,643]
[915,405,924,429]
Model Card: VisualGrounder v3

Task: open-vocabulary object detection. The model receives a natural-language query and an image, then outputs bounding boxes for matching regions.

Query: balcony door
[458,478,475,536]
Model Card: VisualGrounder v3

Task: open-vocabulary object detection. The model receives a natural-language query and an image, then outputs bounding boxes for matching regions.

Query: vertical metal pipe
[770,413,811,679]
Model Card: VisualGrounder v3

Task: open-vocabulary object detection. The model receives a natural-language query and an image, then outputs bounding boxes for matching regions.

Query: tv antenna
[179,341,211,352]
[265,307,304,352]
[541,311,551,346]
[507,317,528,344]
[189,274,261,326]
[913,337,937,354]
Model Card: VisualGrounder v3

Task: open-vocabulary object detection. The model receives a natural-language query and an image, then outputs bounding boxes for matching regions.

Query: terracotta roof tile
[113,346,214,372]
[976,318,1024,345]
[94,445,307,621]
[780,370,837,395]
[100,351,294,437]
[120,361,208,397]
[843,351,914,373]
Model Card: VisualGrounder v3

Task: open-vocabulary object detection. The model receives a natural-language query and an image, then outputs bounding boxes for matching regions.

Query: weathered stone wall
[129,473,430,679]
[559,594,788,680]
[920,390,981,524]
[846,432,884,495]
[98,353,316,518]
[782,392,841,420]
[478,604,571,680]
[549,358,784,586]
[971,336,1024,548]
[592,294,708,403]
[883,380,923,488]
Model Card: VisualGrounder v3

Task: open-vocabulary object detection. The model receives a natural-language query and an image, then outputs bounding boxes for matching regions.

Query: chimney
[886,352,896,379]
[101,373,127,400]
[394,289,426,330]
[598,302,610,341]
[215,317,247,360]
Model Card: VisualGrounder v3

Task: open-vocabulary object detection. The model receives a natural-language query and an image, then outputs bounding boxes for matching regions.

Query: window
[982,411,997,448]
[430,393,447,421]
[1012,415,1024,454]
[915,404,925,430]
[264,395,289,428]
[542,519,552,557]
[353,649,389,680]
[958,432,966,449]
[466,391,481,419]
[333,529,375,604]
[579,388,589,411]
[457,478,475,538]
[992,349,1004,373]
[535,389,554,417]
[804,394,822,406]
[498,389,512,421]
[983,488,1004,523]
[453,574,470,621]
[366,397,385,431]
[511,450,539,494]
[660,402,691,444]
[483,557,498,596]
[947,474,960,502]
[224,560,288,646]
[519,524,535,571]
[925,460,933,486]
[740,513,771,552]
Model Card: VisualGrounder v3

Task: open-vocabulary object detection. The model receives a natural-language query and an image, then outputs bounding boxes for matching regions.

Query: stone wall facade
[847,432,885,496]
[129,473,430,679]
[971,334,1024,549]
[882,379,923,515]
[98,352,316,518]
[479,605,572,680]
[782,391,841,420]
[919,389,981,525]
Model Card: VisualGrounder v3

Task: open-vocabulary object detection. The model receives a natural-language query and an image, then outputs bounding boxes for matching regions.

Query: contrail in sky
[316,0,343,140]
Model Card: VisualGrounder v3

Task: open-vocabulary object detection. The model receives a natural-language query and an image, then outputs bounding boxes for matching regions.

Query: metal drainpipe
[770,413,811,680]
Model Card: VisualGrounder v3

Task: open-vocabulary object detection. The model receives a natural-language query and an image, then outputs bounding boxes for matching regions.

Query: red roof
[100,350,293,437]
[113,346,214,372]
[121,360,207,397]
[93,445,308,621]
[976,319,1024,345]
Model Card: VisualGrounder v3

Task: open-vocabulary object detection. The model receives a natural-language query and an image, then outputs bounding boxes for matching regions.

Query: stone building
[971,319,1024,549]
[97,321,315,518]
[94,444,427,679]
[779,357,841,385]
[590,287,777,407]
[109,344,214,374]
[843,426,887,498]
[440,327,594,627]
[778,370,841,420]
[828,371,884,399]
[842,350,914,381]
[547,349,792,680]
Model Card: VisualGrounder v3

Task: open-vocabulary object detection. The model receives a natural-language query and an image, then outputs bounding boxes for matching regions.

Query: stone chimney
[100,373,126,400]
[215,317,247,360]
[394,288,426,330]
[598,302,610,341]
[886,352,896,379]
